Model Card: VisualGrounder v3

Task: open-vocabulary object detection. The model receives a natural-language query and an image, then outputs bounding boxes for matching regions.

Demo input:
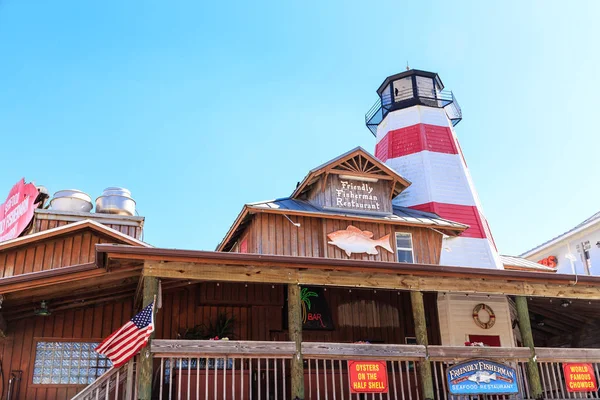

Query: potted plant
[181,313,235,369]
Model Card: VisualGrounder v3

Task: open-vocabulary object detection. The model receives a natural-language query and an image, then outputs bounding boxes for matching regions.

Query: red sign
[348,360,388,394]
[0,179,38,243]
[563,363,598,392]
[537,256,558,268]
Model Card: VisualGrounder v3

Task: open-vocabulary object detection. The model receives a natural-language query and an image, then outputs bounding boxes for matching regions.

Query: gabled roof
[521,210,600,257]
[0,218,151,252]
[291,147,411,200]
[217,198,467,251]
[500,255,556,273]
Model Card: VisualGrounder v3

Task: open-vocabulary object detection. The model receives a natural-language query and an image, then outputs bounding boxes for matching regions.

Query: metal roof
[500,255,556,272]
[247,198,468,231]
[521,210,600,257]
[376,69,444,95]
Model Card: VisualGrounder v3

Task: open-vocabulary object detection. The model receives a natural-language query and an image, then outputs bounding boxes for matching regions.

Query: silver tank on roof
[95,187,136,216]
[50,189,93,213]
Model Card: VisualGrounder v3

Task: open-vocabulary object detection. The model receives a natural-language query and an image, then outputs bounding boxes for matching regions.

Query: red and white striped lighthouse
[366,69,503,269]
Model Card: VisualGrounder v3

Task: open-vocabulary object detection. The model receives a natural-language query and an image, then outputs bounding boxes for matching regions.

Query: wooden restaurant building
[0,69,600,400]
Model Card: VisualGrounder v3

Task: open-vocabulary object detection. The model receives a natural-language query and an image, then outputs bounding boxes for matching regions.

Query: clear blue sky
[1,1,598,256]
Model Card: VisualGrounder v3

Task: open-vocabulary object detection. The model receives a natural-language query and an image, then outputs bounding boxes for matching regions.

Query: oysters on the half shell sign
[327,225,393,257]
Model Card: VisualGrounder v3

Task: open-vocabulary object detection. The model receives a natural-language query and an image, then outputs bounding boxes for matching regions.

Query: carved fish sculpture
[467,371,497,384]
[327,225,393,257]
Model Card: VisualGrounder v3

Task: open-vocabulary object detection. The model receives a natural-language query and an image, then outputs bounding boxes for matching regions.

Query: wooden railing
[152,339,295,400]
[302,342,426,400]
[534,348,600,400]
[147,341,600,400]
[71,358,137,400]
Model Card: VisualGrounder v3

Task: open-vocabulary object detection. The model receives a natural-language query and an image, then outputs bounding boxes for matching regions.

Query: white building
[521,211,600,276]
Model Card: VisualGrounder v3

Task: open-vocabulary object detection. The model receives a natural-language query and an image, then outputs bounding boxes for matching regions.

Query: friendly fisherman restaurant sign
[447,359,519,395]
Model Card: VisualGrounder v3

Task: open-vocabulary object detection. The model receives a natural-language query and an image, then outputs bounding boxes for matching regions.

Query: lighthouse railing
[365,89,461,135]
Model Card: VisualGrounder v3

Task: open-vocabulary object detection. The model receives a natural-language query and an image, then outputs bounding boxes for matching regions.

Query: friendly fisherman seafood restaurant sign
[447,359,519,395]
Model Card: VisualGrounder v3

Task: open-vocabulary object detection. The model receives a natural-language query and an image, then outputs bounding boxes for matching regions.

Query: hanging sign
[348,360,388,394]
[300,286,334,330]
[447,359,518,395]
[563,363,598,392]
[537,256,558,268]
[0,179,38,243]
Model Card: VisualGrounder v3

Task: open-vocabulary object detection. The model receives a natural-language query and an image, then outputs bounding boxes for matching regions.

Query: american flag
[95,301,155,368]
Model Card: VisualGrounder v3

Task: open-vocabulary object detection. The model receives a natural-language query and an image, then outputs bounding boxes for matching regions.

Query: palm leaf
[300,288,319,310]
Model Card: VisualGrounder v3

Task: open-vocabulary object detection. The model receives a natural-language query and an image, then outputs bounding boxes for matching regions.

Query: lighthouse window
[393,77,413,102]
[396,233,414,263]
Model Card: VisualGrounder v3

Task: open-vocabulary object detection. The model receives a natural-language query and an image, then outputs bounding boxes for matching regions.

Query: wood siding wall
[156,283,440,345]
[0,300,132,400]
[0,231,114,278]
[0,283,439,399]
[246,213,442,264]
[437,294,515,347]
[32,217,142,240]
[306,175,393,214]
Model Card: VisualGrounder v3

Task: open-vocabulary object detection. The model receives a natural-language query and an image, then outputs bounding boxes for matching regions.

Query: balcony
[73,341,600,399]
[365,87,463,136]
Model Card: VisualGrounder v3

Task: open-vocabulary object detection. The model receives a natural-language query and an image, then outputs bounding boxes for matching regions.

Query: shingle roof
[500,255,556,272]
[247,198,468,231]
[521,210,600,257]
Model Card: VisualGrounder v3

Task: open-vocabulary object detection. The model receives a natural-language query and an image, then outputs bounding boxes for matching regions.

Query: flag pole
[138,276,158,400]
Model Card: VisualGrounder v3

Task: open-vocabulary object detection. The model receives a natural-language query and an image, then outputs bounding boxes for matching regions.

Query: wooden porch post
[288,284,305,399]
[410,291,434,400]
[515,295,543,399]
[138,274,158,400]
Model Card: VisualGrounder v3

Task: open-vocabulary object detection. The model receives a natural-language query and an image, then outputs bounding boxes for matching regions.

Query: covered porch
[71,244,600,399]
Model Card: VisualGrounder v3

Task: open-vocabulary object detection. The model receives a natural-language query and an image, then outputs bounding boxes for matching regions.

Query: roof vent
[50,190,93,213]
[95,187,136,216]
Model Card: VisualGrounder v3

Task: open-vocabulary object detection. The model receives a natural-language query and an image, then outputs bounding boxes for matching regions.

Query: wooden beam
[142,261,600,299]
[288,284,304,399]
[151,340,295,358]
[138,273,158,400]
[515,296,543,400]
[410,291,434,400]
[327,169,395,180]
[0,263,101,293]
[535,347,600,362]
[133,275,144,312]
[301,342,426,360]
[6,289,137,320]
[428,346,532,361]
[4,268,140,302]
[527,303,590,324]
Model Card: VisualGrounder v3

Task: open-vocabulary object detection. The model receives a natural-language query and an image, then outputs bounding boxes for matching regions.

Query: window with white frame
[396,232,414,263]
[32,341,112,385]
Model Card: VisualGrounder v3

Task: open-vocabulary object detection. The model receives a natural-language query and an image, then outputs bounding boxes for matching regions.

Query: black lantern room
[365,69,462,136]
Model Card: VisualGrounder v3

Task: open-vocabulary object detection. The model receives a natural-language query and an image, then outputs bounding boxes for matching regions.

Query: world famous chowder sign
[447,359,519,395]
[0,179,38,243]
